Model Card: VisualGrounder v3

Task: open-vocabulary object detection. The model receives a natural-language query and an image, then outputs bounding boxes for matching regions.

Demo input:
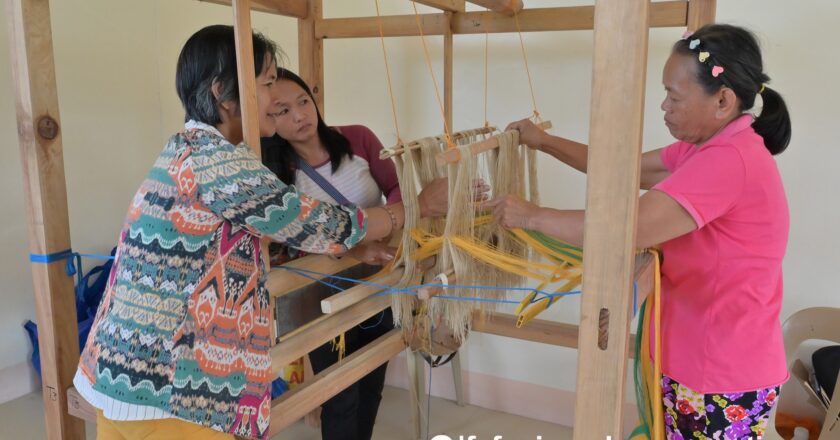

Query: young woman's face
[660,53,723,145]
[270,79,319,143]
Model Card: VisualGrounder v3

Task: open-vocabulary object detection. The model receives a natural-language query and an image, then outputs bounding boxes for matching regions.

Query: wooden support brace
[321,257,434,314]
[466,0,523,16]
[573,0,650,437]
[299,0,324,111]
[271,294,391,375]
[6,0,85,438]
[686,0,716,31]
[315,2,687,39]
[67,387,96,423]
[197,0,309,18]
[268,330,406,435]
[436,121,551,165]
[414,0,464,12]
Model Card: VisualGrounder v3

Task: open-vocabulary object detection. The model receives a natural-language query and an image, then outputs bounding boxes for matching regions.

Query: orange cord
[410,1,455,149]
[374,0,403,145]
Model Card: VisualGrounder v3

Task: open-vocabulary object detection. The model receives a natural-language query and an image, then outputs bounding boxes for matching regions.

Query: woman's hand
[483,195,543,230]
[343,241,397,266]
[506,118,548,151]
[418,178,491,218]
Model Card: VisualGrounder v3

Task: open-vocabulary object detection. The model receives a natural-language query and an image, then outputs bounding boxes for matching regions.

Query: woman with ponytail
[487,24,791,438]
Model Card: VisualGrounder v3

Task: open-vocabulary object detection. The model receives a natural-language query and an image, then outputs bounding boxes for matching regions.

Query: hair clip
[682,31,694,40]
[698,51,710,62]
[712,66,725,78]
[689,39,700,50]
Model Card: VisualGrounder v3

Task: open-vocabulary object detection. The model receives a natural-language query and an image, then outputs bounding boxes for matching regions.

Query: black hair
[260,68,353,185]
[175,25,277,125]
[673,24,791,155]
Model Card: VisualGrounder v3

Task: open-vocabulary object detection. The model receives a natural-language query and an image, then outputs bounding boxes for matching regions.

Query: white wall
[1,0,838,414]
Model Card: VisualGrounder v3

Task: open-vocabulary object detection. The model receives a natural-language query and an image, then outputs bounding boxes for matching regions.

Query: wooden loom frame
[5,0,716,439]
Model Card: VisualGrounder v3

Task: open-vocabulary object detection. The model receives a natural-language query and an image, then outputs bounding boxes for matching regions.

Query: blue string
[29,249,73,264]
[275,265,582,305]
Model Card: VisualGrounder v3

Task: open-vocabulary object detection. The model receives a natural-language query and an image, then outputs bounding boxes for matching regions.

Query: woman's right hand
[506,118,547,151]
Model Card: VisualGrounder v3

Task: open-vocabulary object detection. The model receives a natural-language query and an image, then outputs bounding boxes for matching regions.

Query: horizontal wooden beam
[452,1,686,34]
[316,1,687,39]
[196,0,308,18]
[473,311,638,357]
[271,294,391,374]
[415,0,465,12]
[269,330,405,435]
[316,13,447,39]
[267,254,361,298]
[467,0,523,16]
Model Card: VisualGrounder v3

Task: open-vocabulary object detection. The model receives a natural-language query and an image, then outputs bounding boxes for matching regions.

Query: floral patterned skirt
[662,375,779,439]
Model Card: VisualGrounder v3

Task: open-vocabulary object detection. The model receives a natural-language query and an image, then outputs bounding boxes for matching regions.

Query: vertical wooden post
[573,0,649,438]
[686,0,716,31]
[5,0,85,439]
[233,0,261,153]
[443,11,454,132]
[299,0,324,114]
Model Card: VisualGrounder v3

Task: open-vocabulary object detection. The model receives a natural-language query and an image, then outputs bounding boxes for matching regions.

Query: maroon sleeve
[339,125,402,204]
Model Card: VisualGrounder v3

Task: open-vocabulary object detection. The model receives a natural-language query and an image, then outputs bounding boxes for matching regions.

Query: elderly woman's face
[660,53,724,145]
[256,58,280,137]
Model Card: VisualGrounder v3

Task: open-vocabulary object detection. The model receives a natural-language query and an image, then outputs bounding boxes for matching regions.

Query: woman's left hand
[483,195,542,230]
[344,241,397,266]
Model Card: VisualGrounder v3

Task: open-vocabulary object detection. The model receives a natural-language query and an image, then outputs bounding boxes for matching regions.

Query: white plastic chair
[764,307,840,439]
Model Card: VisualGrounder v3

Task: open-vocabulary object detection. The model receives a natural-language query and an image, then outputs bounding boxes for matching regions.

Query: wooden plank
[5,1,85,438]
[573,0,650,437]
[268,330,406,435]
[407,349,428,440]
[197,0,309,18]
[270,294,391,373]
[298,0,324,112]
[686,0,716,31]
[67,387,96,423]
[267,254,361,298]
[315,2,686,39]
[415,0,464,12]
[466,0,523,16]
[474,311,580,347]
[233,0,261,153]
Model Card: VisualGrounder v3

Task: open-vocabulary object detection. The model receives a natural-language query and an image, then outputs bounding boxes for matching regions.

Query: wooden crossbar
[316,2,688,39]
[196,0,309,18]
[435,121,552,165]
[268,330,406,435]
[380,126,497,159]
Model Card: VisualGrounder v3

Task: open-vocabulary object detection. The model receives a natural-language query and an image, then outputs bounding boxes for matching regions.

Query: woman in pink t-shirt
[487,24,792,438]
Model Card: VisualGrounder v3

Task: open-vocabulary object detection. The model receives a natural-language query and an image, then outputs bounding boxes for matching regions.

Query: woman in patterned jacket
[72,25,447,440]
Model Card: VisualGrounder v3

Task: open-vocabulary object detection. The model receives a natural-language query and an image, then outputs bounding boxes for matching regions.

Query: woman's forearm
[530,208,586,247]
[537,136,589,174]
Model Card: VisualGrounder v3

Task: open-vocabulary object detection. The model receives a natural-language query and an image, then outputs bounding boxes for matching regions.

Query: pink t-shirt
[652,114,789,393]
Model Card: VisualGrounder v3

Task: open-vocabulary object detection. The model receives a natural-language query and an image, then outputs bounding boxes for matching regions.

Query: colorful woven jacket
[76,121,366,439]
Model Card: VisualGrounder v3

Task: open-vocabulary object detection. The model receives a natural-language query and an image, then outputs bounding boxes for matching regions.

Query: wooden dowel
[320,257,434,314]
[267,254,362,298]
[197,0,309,18]
[380,125,497,159]
[270,294,391,375]
[436,121,551,165]
[417,268,456,300]
[268,330,405,435]
[320,269,402,314]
